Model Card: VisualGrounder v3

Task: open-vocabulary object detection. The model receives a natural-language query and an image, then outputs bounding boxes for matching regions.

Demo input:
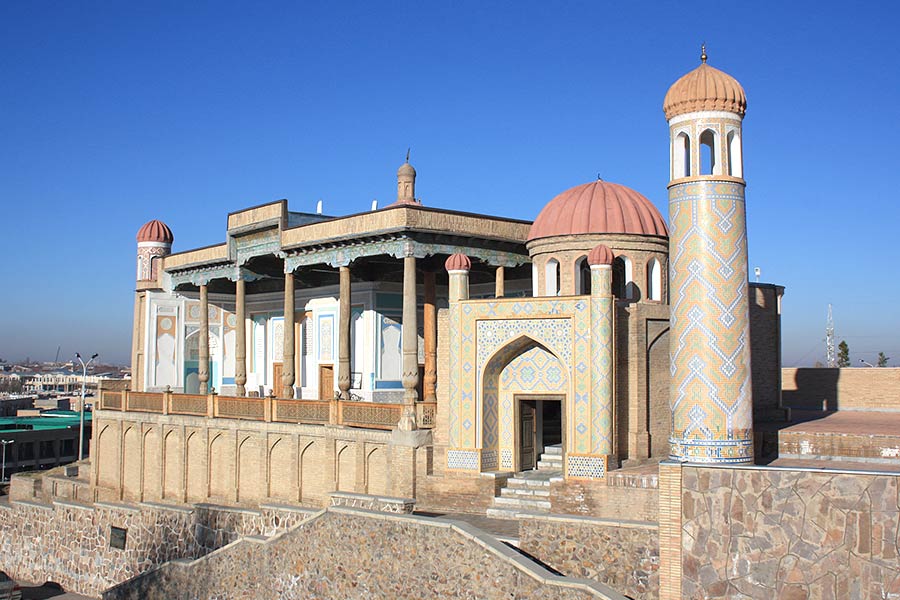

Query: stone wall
[519,513,659,600]
[0,497,312,597]
[672,463,900,599]
[103,507,627,600]
[782,367,900,411]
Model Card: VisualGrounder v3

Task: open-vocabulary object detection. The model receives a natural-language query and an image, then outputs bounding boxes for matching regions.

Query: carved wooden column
[495,265,505,298]
[282,272,295,398]
[398,255,419,431]
[198,283,210,394]
[338,265,351,400]
[234,278,247,396]
[423,270,437,402]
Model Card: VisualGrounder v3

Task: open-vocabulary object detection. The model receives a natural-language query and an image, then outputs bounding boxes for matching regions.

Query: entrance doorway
[318,364,334,400]
[517,396,563,471]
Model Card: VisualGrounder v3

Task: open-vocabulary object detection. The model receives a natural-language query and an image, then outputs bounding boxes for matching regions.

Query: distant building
[0,411,91,478]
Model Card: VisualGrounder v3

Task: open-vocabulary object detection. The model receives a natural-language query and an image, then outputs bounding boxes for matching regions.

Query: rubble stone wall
[103,508,626,600]
[679,465,900,599]
[0,498,311,597]
[519,514,659,600]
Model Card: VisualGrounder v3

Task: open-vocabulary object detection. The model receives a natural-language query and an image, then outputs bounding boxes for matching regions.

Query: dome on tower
[588,244,615,266]
[663,51,747,120]
[445,253,472,272]
[136,220,174,244]
[528,181,668,242]
[398,161,416,177]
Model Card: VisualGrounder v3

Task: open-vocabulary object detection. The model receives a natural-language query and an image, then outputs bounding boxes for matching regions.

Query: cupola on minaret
[665,47,754,465]
[395,151,419,205]
[136,219,173,282]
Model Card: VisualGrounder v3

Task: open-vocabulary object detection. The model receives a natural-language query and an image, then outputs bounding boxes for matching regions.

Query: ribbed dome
[528,181,668,241]
[663,61,747,120]
[588,244,615,266]
[136,220,174,244]
[398,161,416,177]
[445,253,472,272]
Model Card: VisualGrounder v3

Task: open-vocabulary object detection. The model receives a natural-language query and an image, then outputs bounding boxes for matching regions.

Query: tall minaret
[136,219,174,283]
[664,47,753,464]
[133,219,173,391]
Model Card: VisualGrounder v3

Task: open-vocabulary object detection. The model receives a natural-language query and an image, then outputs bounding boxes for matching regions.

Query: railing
[274,398,331,424]
[126,392,165,412]
[97,390,438,431]
[338,401,402,430]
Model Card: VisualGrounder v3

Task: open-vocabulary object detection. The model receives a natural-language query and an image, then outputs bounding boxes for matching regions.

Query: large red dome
[136,219,174,244]
[528,181,668,241]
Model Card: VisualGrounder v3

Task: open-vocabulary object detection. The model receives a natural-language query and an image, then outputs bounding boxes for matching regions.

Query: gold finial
[701,43,707,64]
[405,147,410,163]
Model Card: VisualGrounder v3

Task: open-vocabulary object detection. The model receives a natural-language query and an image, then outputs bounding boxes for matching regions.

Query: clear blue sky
[2,1,898,366]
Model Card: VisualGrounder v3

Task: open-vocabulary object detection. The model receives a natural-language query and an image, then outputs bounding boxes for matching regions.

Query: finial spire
[700,43,707,64]
[406,147,410,163]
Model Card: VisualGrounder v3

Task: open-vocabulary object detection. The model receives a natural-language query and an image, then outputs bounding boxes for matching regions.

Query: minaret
[664,47,754,464]
[136,219,174,283]
[394,150,419,205]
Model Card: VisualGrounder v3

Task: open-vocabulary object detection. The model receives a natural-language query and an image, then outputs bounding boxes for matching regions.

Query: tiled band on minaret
[664,52,754,464]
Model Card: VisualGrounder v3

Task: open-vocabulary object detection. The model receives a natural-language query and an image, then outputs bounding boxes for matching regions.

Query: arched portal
[481,335,568,472]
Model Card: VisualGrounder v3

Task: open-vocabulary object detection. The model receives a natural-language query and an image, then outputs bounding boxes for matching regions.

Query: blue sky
[1,1,898,366]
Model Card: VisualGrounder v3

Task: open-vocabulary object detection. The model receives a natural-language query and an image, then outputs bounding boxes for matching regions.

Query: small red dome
[663,61,747,120]
[528,181,668,241]
[445,253,472,272]
[588,244,615,266]
[137,220,173,244]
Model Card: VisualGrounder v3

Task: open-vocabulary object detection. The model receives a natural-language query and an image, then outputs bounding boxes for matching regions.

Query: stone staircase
[486,445,563,520]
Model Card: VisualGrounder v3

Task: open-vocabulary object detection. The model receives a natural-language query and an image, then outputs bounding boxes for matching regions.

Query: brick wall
[549,478,659,522]
[103,508,627,600]
[519,513,659,600]
[782,367,900,411]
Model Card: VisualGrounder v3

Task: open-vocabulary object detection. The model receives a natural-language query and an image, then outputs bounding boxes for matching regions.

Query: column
[495,265,505,298]
[337,265,351,400]
[590,253,614,461]
[234,278,247,396]
[198,283,210,394]
[282,272,295,398]
[423,270,437,403]
[398,255,419,431]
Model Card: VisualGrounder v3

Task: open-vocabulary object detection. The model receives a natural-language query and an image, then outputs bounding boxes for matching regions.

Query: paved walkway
[415,510,520,539]
[778,409,900,436]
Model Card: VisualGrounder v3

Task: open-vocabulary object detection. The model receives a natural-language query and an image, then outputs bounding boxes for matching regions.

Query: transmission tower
[825,304,836,367]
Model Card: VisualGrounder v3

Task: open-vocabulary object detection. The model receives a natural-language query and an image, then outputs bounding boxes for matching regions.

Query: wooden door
[519,401,536,471]
[272,363,283,397]
[319,364,334,400]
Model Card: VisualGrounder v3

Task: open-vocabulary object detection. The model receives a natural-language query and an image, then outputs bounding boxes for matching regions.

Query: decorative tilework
[565,455,607,479]
[476,319,572,366]
[590,297,613,455]
[446,450,479,471]
[481,449,498,471]
[500,449,513,470]
[669,180,753,463]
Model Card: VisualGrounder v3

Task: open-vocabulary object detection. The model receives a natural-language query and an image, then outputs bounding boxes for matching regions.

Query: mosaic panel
[565,455,606,479]
[446,450,479,471]
[481,449,498,471]
[500,449,514,470]
[669,180,753,463]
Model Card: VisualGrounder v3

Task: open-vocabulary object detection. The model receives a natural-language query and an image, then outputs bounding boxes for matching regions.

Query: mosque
[5,51,897,600]
[106,48,784,514]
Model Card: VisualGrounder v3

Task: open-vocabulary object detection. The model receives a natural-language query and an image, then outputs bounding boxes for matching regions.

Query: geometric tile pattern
[668,180,753,463]
[447,450,479,470]
[590,297,614,455]
[565,454,606,479]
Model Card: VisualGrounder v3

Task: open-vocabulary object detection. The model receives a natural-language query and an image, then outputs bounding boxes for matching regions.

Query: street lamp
[860,359,875,368]
[75,353,98,461]
[1,439,13,482]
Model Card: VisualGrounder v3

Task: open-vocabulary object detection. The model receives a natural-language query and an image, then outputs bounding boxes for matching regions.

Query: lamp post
[75,353,98,461]
[860,359,875,368]
[1,439,13,482]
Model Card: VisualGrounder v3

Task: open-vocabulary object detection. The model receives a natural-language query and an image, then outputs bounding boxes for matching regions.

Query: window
[700,129,718,175]
[544,259,560,296]
[574,256,591,295]
[40,440,55,460]
[18,442,33,462]
[674,132,691,178]
[647,258,662,301]
[727,130,742,177]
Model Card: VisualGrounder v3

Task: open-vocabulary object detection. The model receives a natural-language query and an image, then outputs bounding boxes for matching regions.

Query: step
[506,477,551,489]
[486,506,551,520]
[492,496,552,511]
[536,459,562,470]
[499,487,550,499]
[542,444,563,456]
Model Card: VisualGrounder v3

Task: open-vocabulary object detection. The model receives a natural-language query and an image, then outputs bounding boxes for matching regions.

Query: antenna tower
[825,304,836,368]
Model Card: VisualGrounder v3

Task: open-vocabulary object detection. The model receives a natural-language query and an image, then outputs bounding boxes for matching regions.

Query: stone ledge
[329,491,415,513]
[519,512,658,530]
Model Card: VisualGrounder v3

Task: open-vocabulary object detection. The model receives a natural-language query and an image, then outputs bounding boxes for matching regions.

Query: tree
[837,341,850,367]
[878,352,891,368]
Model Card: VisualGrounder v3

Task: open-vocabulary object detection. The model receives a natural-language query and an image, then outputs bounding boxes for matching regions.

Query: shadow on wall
[782,368,840,411]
